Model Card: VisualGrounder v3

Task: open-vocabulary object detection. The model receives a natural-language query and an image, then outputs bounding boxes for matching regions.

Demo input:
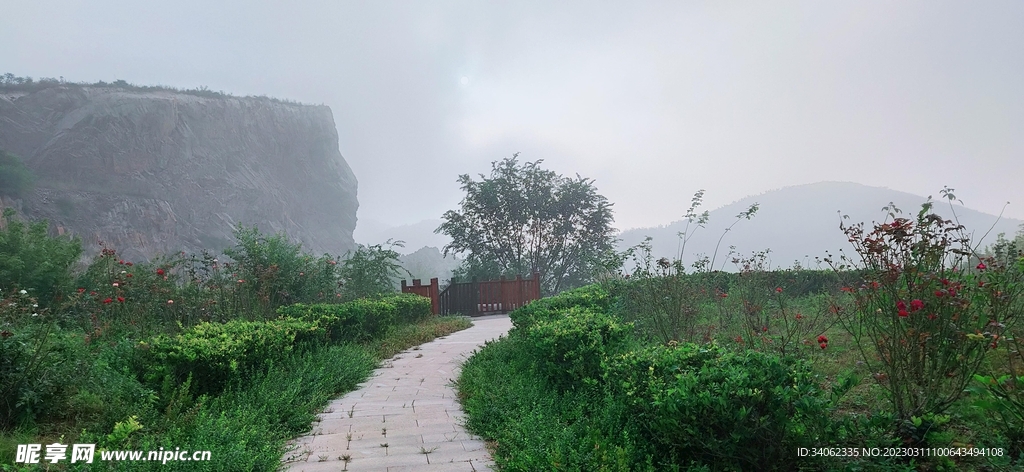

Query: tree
[0,209,82,307]
[0,150,34,198]
[437,154,617,295]
[338,240,410,301]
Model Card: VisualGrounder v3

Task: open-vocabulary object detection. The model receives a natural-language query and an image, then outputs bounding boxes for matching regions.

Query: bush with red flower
[826,194,1024,435]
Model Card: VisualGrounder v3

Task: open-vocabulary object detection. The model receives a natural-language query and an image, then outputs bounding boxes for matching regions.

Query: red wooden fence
[403,273,542,316]
[400,278,439,315]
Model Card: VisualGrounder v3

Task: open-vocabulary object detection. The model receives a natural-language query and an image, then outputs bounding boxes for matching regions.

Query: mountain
[355,219,452,254]
[617,182,1023,271]
[398,246,462,284]
[0,83,358,261]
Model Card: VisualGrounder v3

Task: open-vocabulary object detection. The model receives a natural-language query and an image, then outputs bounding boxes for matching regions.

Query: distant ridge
[617,182,1022,271]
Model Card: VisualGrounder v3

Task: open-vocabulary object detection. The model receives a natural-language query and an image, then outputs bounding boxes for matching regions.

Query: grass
[1,315,473,471]
[457,283,1024,471]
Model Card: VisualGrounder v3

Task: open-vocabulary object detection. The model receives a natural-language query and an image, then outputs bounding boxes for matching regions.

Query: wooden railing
[400,278,439,315]
[438,273,541,316]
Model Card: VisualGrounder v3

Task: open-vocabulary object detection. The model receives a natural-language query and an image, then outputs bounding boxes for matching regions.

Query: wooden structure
[401,273,542,316]
[400,278,440,315]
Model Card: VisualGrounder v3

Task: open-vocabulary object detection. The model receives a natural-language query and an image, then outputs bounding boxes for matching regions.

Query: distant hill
[354,219,452,254]
[398,246,462,284]
[617,182,1023,271]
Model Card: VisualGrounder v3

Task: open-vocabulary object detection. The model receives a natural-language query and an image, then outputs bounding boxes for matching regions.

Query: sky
[2,0,1022,232]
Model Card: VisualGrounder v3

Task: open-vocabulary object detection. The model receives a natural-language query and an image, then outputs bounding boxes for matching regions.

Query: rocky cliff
[0,85,358,261]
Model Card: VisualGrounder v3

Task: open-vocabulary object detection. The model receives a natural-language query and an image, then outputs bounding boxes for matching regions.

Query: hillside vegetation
[458,198,1024,471]
[0,211,471,471]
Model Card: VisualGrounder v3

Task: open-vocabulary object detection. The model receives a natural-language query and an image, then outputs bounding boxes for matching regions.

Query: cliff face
[0,85,358,261]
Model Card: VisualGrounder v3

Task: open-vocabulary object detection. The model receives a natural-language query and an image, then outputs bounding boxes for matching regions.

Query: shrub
[524,306,634,392]
[509,283,612,331]
[0,324,91,429]
[223,225,341,313]
[828,197,1024,430]
[606,343,833,470]
[277,293,431,344]
[0,208,82,308]
[337,241,409,301]
[137,318,325,395]
[457,336,656,471]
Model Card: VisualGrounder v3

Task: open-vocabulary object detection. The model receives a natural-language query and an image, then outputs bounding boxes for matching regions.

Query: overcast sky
[3,0,1022,231]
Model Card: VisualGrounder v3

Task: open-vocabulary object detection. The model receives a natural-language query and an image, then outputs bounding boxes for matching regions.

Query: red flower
[77,288,86,293]
[118,260,125,265]
[117,297,125,303]
[126,261,133,266]
[896,300,907,311]
[719,293,728,298]
[762,326,768,332]
[102,298,113,304]
[941,278,950,286]
[927,314,937,320]
[775,287,783,293]
[898,309,909,318]
[910,299,924,312]
[978,281,985,287]
[817,335,828,343]
[127,273,133,278]
[156,268,165,276]
[819,342,827,350]
[935,290,944,297]
[734,336,743,344]
[977,262,986,270]
[795,313,803,320]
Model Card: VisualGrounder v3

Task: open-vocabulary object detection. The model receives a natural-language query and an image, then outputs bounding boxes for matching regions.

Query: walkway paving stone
[283,315,513,472]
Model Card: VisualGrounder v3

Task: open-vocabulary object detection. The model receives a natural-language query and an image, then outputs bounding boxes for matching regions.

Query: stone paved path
[282,315,512,472]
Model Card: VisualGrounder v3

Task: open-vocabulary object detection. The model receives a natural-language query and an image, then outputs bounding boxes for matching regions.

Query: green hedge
[509,284,613,331]
[277,293,432,343]
[137,318,324,395]
[461,284,838,470]
[606,343,831,469]
[524,306,633,392]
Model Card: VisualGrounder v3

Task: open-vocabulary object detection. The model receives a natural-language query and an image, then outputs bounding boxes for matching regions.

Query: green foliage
[337,240,408,301]
[223,225,341,314]
[0,150,34,198]
[137,318,325,395]
[968,373,1024,460]
[0,324,91,429]
[0,209,82,307]
[509,283,613,331]
[457,336,656,471]
[606,343,832,470]
[523,307,634,392]
[827,197,1024,427]
[461,286,839,470]
[438,153,617,294]
[371,315,472,359]
[277,293,432,344]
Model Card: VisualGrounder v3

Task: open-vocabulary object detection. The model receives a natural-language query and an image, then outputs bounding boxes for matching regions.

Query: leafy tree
[0,209,82,307]
[338,240,409,301]
[223,225,340,312]
[437,154,617,295]
[0,150,34,198]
